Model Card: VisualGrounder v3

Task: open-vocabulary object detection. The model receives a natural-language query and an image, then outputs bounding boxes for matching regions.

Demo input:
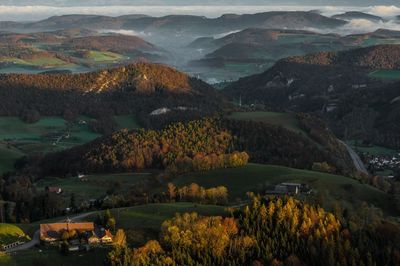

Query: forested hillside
[36,119,249,176]
[0,62,226,128]
[0,63,193,93]
[34,117,356,177]
[284,45,400,69]
[108,196,400,265]
[224,45,400,149]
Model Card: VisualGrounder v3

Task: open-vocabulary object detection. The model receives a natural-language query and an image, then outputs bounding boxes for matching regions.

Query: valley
[0,4,400,266]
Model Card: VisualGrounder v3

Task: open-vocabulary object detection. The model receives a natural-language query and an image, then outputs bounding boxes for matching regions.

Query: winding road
[6,212,95,253]
[340,140,369,175]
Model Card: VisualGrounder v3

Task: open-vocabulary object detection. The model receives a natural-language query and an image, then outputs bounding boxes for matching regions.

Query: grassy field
[174,163,391,212]
[347,140,399,156]
[1,247,108,266]
[0,144,24,174]
[228,111,302,133]
[0,116,101,174]
[114,115,140,130]
[35,173,153,202]
[369,70,400,80]
[0,117,66,140]
[104,203,228,231]
[84,202,227,246]
[362,37,400,47]
[87,50,124,63]
[0,224,29,246]
[2,56,73,68]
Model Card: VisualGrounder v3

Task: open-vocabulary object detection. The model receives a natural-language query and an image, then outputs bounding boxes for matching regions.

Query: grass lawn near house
[1,247,109,266]
[0,224,30,246]
[84,202,227,246]
[88,202,227,232]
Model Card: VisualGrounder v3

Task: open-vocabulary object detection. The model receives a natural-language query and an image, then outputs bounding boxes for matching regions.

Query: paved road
[6,212,94,253]
[340,141,369,175]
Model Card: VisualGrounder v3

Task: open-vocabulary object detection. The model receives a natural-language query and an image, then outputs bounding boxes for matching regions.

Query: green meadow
[369,70,400,80]
[35,173,153,202]
[174,163,391,213]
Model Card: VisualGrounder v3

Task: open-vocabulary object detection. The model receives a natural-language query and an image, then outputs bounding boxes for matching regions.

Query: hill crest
[0,63,192,94]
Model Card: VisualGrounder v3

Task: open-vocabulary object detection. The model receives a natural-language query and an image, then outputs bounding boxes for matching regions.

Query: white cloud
[341,19,400,33]
[97,29,139,36]
[213,30,242,39]
[368,5,400,16]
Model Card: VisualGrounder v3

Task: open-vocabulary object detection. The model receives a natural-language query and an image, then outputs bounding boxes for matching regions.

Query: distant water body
[0,5,399,21]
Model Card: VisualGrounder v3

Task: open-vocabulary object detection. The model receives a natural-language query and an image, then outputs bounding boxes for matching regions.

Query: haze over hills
[0,12,347,34]
[1,4,400,266]
[332,11,384,22]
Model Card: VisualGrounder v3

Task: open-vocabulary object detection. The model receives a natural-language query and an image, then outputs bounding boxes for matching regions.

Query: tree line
[36,118,249,176]
[108,195,400,266]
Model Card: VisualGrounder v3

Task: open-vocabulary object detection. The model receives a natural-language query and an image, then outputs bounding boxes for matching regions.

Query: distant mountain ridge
[0,11,347,35]
[332,11,383,22]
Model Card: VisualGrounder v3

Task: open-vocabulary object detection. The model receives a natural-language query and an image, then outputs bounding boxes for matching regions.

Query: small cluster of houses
[367,154,400,178]
[40,221,113,252]
[266,182,313,195]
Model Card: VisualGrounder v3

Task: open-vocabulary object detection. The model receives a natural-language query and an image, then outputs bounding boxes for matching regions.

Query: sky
[1,1,399,5]
[0,1,399,21]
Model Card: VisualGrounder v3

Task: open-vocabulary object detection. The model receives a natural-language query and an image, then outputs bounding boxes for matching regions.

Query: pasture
[228,111,301,132]
[0,223,29,246]
[88,202,227,245]
[103,203,228,231]
[174,163,391,213]
[0,115,141,174]
[87,50,124,63]
[114,115,140,130]
[369,70,400,80]
[347,140,399,156]
[0,144,24,175]
[1,247,108,266]
[1,56,73,69]
[35,172,153,202]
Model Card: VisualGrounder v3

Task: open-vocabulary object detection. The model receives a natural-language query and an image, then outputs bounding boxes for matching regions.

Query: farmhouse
[40,222,94,242]
[46,186,62,194]
[267,183,312,195]
[88,229,113,244]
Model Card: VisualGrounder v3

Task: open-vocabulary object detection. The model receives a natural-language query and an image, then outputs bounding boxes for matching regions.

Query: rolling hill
[0,30,167,73]
[66,35,157,53]
[224,45,400,149]
[332,11,383,22]
[0,12,347,38]
[0,62,193,93]
[0,62,225,130]
[284,44,400,70]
